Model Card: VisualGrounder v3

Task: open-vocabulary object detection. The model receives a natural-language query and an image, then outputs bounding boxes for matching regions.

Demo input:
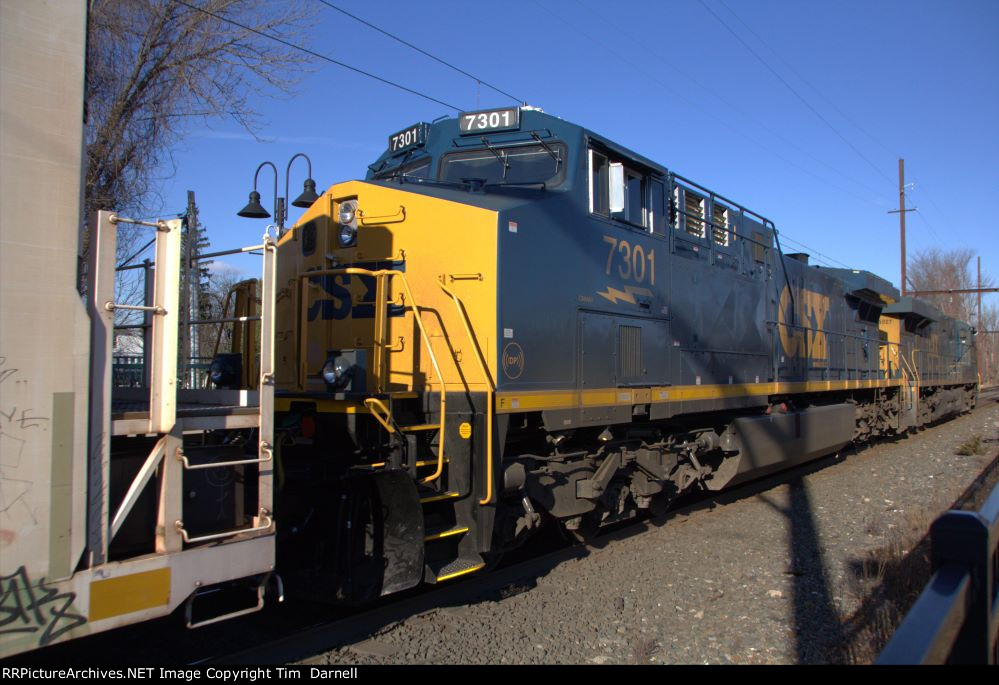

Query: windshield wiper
[479,137,509,178]
[484,181,547,190]
[530,131,561,169]
[395,175,476,191]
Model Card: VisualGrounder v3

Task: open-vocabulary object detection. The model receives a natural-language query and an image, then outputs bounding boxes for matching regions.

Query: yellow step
[423,526,469,542]
[401,423,440,432]
[420,491,461,504]
[435,559,485,582]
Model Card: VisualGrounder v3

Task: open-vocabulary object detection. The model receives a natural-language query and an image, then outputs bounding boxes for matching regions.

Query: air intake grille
[619,325,642,378]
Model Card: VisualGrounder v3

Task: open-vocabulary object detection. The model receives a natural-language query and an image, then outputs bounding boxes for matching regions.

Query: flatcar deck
[111,388,260,434]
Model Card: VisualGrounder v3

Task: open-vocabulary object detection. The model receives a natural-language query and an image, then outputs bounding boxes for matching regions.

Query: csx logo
[778,286,830,361]
[306,268,405,322]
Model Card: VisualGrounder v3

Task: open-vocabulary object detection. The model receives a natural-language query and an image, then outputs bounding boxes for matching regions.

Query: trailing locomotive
[270,106,977,599]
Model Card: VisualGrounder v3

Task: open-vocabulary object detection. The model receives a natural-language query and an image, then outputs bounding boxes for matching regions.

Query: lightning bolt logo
[596,285,653,305]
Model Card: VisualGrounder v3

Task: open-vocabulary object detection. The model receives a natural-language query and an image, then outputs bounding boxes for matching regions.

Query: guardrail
[877,480,998,664]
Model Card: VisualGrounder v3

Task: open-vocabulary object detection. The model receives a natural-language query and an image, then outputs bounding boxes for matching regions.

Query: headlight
[338,223,357,247]
[338,202,355,225]
[209,359,225,384]
[322,357,352,388]
[207,353,241,389]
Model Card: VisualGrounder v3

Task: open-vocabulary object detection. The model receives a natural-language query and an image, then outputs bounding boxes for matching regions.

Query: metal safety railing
[440,283,495,505]
[298,267,448,485]
[91,210,277,565]
[877,481,999,664]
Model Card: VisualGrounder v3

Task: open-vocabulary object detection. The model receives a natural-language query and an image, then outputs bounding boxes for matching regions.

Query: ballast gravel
[306,398,999,665]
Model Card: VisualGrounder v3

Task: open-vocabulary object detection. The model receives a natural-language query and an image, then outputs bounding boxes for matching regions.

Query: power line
[576,0,881,203]
[697,0,896,188]
[914,208,943,243]
[173,0,462,112]
[778,234,854,270]
[116,238,156,270]
[540,0,884,210]
[568,0,888,207]
[315,0,523,105]
[718,0,901,161]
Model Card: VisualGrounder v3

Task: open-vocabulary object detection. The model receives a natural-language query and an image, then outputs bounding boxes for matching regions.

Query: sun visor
[883,296,940,326]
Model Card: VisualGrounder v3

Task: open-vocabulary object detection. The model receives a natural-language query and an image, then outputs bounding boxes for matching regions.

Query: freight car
[0,6,976,655]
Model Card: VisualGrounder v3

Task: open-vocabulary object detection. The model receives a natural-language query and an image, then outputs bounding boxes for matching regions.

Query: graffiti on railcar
[0,356,50,538]
[0,566,86,646]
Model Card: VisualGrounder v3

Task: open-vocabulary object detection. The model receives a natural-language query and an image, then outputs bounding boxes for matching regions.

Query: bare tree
[907,248,992,320]
[85,0,314,234]
[907,247,997,385]
[979,303,999,386]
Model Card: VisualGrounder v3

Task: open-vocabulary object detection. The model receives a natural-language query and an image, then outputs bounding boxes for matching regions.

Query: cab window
[589,148,654,230]
[439,143,564,186]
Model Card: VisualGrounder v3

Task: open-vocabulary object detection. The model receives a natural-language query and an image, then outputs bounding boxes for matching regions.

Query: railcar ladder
[88,211,279,630]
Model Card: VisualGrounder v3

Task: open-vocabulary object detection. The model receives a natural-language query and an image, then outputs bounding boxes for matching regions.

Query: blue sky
[161,0,998,296]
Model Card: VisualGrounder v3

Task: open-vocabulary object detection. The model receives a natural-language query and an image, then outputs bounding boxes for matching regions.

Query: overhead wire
[116,238,156,270]
[778,235,854,270]
[696,0,897,188]
[534,0,872,270]
[717,0,901,161]
[173,0,462,112]
[314,0,524,105]
[534,1,881,211]
[576,0,884,204]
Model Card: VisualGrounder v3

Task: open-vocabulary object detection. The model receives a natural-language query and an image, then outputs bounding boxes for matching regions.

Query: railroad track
[16,389,998,666]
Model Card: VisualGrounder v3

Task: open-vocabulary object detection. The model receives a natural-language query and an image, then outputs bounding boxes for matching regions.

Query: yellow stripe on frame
[89,568,170,621]
[495,379,902,414]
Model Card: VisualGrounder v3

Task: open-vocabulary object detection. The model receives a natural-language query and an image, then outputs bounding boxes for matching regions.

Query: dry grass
[955,434,986,456]
[630,636,659,664]
[840,455,999,664]
[838,507,934,664]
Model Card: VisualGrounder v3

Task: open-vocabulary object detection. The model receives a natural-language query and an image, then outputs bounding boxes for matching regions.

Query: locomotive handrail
[441,283,496,505]
[364,397,400,436]
[297,267,448,485]
[670,172,772,227]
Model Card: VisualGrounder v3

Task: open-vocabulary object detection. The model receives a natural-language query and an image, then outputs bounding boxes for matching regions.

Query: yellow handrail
[298,268,447,484]
[440,283,495,505]
[364,397,397,435]
[910,349,921,386]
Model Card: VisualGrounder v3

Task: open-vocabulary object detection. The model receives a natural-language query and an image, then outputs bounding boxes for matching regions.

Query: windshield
[439,143,565,186]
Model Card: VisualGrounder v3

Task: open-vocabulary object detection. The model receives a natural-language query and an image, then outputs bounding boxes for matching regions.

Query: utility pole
[888,159,917,296]
[183,190,200,388]
[979,256,983,382]
[899,159,906,296]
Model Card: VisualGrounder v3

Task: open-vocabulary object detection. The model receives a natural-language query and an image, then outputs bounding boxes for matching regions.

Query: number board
[388,123,428,155]
[459,107,521,135]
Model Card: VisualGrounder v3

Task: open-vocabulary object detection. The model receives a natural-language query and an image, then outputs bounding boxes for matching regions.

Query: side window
[589,147,651,230]
[650,178,666,235]
[623,168,645,226]
[590,150,609,216]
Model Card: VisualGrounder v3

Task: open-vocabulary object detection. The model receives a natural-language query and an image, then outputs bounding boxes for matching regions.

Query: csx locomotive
[8,7,978,658]
[270,106,977,599]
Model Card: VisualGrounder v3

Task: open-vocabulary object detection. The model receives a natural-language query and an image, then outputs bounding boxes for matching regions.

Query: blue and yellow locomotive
[270,106,977,599]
